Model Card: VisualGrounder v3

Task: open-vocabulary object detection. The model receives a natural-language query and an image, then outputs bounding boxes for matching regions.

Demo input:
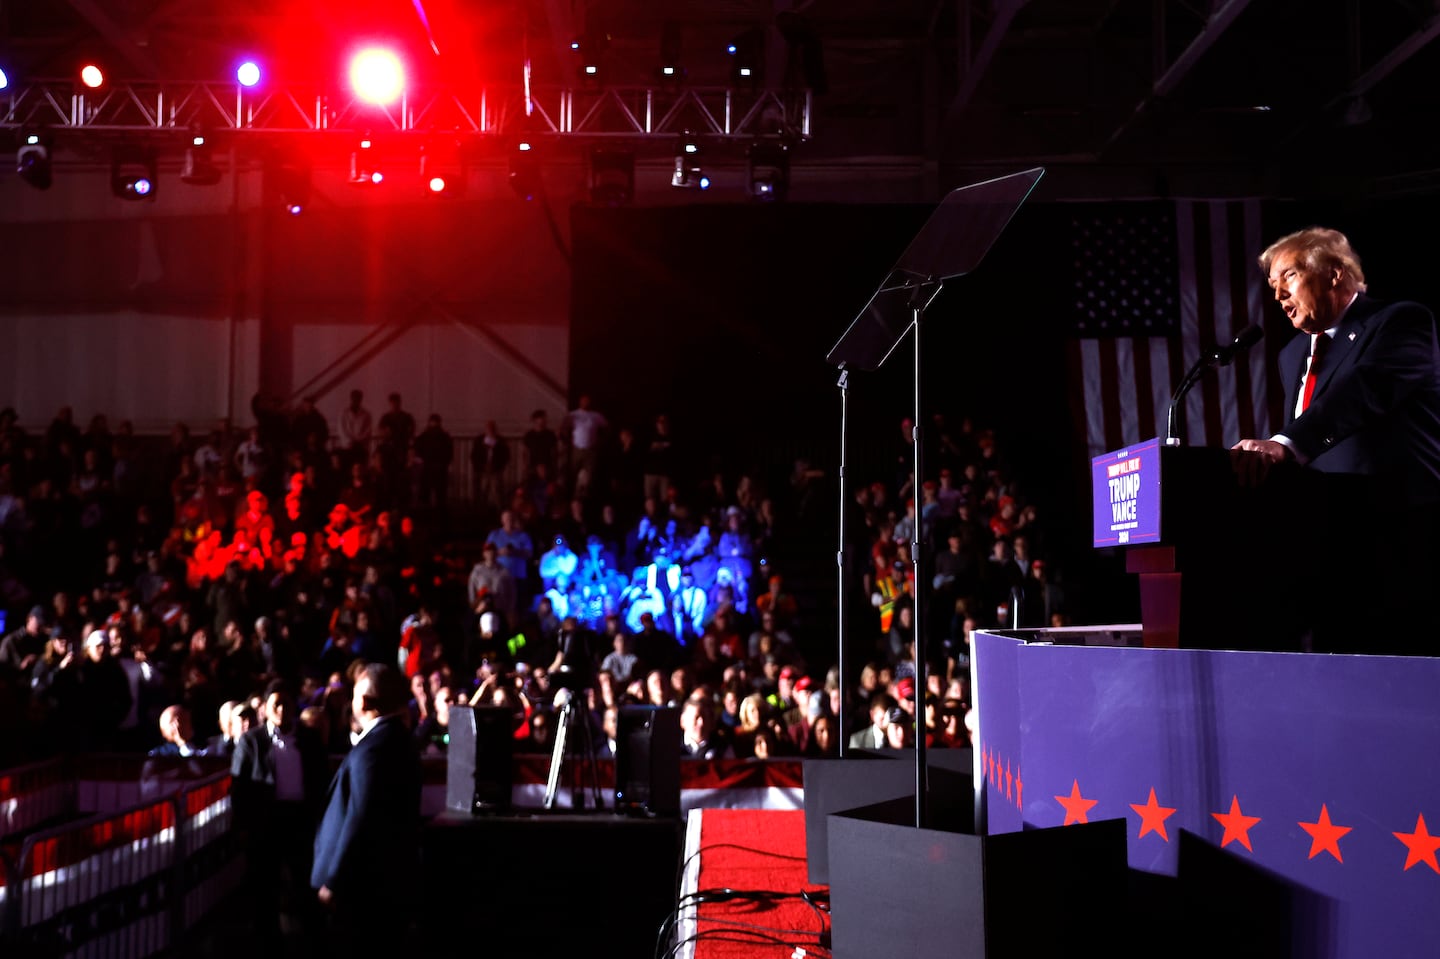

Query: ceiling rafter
[61,0,162,79]
[944,0,1027,125]
[1099,0,1254,154]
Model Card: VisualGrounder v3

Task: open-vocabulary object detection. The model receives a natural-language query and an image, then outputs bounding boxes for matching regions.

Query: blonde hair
[1259,227,1367,294]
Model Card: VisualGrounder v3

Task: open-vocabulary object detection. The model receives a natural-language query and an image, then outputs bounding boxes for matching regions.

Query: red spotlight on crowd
[349,48,405,104]
[80,64,105,88]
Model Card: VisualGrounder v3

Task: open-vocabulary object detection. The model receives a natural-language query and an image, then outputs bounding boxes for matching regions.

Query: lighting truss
[0,80,811,141]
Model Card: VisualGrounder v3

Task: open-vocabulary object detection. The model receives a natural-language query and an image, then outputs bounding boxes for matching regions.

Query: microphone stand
[1165,324,1264,447]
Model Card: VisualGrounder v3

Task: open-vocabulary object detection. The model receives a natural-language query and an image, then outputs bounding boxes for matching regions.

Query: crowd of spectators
[0,393,1065,773]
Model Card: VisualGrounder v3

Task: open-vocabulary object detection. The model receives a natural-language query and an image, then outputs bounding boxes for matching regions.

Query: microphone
[1165,323,1266,446]
[1208,323,1264,367]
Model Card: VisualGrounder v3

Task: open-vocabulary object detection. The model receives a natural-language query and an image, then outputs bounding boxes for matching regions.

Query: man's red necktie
[1300,333,1331,413]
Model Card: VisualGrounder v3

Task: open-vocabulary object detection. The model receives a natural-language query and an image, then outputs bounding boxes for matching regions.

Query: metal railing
[0,762,240,957]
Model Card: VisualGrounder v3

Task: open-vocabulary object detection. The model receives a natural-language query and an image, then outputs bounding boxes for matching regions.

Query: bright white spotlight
[0,68,8,91]
[349,48,405,104]
[428,176,446,193]
[237,61,261,87]
[80,64,104,88]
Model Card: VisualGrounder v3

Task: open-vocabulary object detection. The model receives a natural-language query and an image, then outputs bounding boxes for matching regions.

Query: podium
[1092,440,1358,650]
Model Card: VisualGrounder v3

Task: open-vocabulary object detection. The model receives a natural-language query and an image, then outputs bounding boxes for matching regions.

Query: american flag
[1069,200,1278,458]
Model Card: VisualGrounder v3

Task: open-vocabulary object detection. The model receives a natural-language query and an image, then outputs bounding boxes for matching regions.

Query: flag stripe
[1226,202,1258,441]
[1241,202,1272,438]
[1098,337,1124,453]
[1115,337,1140,449]
[1196,204,1226,445]
[1209,201,1242,446]
[1075,199,1271,458]
[1147,336,1174,443]
[1176,202,1209,447]
[1080,338,1108,456]
[1131,335,1156,448]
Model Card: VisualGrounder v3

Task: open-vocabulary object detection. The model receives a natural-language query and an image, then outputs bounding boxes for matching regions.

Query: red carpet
[671,809,830,959]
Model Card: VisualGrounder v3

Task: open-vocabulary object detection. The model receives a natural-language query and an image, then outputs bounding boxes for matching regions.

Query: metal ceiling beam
[1336,11,1440,99]
[944,0,1027,125]
[1275,9,1440,148]
[1100,0,1254,154]
[61,0,163,79]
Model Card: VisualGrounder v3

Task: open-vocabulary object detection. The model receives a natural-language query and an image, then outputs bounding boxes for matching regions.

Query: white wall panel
[295,318,568,439]
[0,313,260,433]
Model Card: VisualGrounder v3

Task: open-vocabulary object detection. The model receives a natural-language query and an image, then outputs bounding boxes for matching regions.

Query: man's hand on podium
[1232,438,1291,462]
[1230,439,1292,487]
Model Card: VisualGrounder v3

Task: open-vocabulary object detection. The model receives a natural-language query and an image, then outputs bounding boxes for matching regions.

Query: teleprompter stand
[543,685,604,810]
[825,167,1043,827]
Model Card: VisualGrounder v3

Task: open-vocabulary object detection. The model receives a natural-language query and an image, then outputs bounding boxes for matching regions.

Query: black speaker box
[446,705,515,814]
[614,705,680,817]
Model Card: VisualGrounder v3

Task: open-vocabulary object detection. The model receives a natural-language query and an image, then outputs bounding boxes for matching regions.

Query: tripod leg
[543,702,571,809]
[577,706,603,810]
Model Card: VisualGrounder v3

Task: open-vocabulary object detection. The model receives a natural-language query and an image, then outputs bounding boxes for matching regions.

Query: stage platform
[975,629,1440,959]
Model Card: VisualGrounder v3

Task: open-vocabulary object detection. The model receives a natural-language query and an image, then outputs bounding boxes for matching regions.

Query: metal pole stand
[543,687,604,810]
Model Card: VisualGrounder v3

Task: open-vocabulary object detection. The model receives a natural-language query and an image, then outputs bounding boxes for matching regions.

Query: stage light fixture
[574,29,609,88]
[588,148,634,206]
[657,21,684,85]
[748,141,790,201]
[270,161,311,215]
[237,61,261,87]
[728,28,763,88]
[180,134,222,186]
[420,143,465,198]
[111,148,156,201]
[509,138,540,201]
[349,48,405,105]
[80,64,105,88]
[671,137,707,190]
[0,67,9,91]
[17,133,52,190]
[349,136,384,185]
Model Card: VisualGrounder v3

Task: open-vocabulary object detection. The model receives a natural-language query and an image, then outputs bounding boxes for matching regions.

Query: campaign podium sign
[1091,439,1163,547]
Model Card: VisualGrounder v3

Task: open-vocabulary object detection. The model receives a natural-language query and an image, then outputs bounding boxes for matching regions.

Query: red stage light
[80,64,104,88]
[428,176,446,193]
[349,48,405,104]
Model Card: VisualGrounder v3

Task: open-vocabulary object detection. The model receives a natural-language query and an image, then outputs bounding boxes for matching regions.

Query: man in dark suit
[206,700,240,759]
[232,680,330,944]
[311,663,421,952]
[1235,226,1440,651]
